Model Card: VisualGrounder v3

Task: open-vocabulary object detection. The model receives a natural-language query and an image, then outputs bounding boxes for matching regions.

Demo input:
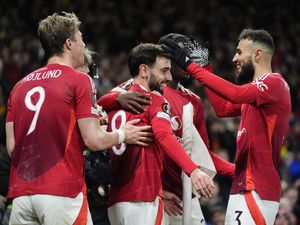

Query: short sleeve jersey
[6,64,98,198]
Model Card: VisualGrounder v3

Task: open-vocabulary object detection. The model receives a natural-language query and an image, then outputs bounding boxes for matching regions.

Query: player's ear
[65,38,72,50]
[253,48,262,62]
[139,64,149,79]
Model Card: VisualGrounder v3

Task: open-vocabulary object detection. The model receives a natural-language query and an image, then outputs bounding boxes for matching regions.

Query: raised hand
[184,37,210,67]
[160,33,211,70]
[160,39,193,70]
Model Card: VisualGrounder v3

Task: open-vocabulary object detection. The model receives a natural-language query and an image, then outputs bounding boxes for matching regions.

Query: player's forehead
[153,56,171,69]
[236,39,253,52]
[74,29,82,38]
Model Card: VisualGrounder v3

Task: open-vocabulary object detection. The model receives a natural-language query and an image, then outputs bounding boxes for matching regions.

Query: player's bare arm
[163,190,183,216]
[120,119,153,146]
[78,117,152,151]
[190,168,214,198]
[116,91,151,114]
[5,122,14,157]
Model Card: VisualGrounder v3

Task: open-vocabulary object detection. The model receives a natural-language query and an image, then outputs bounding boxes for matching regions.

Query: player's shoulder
[111,79,133,93]
[150,90,165,103]
[178,83,201,101]
[252,73,289,92]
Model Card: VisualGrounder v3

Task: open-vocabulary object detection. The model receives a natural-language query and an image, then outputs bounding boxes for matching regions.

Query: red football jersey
[188,62,291,201]
[107,84,198,206]
[6,63,98,198]
[99,80,235,200]
[162,85,235,199]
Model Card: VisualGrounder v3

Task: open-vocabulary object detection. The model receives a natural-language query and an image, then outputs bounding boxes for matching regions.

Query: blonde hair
[83,48,93,67]
[38,12,81,57]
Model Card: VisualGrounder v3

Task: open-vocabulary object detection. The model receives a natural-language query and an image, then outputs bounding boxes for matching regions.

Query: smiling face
[232,39,255,85]
[147,56,172,93]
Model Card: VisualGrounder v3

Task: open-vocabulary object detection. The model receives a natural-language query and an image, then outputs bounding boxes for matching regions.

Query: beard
[148,72,165,94]
[235,60,255,85]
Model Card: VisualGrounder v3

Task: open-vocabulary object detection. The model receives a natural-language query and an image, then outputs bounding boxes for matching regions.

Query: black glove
[161,39,193,70]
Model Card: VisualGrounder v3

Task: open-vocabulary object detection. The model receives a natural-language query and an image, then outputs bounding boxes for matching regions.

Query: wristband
[116,129,125,144]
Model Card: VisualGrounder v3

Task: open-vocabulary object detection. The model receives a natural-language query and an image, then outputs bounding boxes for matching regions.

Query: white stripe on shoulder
[111,86,128,93]
[257,73,270,81]
[178,83,200,99]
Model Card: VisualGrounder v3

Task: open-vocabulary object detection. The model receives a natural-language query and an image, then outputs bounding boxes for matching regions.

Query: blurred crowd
[0,0,299,224]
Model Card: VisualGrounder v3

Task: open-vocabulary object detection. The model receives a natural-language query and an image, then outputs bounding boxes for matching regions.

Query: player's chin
[152,85,164,95]
[234,67,241,76]
[161,83,168,88]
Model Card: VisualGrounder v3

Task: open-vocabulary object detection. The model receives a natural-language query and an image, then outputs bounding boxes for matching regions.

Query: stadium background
[0,0,299,224]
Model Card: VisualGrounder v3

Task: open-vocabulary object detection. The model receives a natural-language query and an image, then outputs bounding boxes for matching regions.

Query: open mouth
[236,63,241,69]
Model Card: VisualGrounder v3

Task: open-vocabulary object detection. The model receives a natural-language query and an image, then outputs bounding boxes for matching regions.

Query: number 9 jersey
[6,64,99,198]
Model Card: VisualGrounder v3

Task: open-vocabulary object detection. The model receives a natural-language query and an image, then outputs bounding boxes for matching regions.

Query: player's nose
[232,53,238,63]
[166,71,172,81]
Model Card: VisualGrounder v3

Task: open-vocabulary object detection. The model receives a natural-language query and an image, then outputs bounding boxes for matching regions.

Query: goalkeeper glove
[161,39,193,70]
[185,36,210,68]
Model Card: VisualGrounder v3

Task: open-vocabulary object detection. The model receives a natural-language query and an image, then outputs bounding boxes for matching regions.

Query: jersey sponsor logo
[175,135,184,145]
[170,116,182,131]
[21,70,62,83]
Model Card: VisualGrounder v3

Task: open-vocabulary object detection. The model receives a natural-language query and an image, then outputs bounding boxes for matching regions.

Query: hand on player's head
[184,36,210,67]
[160,39,193,70]
[159,33,211,69]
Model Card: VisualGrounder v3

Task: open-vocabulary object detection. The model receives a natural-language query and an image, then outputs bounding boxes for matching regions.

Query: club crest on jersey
[162,103,171,115]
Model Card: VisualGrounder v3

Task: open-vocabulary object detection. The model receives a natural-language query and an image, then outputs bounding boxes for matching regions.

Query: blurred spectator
[210,207,226,225]
[288,152,300,182]
[0,144,10,225]
[275,197,297,225]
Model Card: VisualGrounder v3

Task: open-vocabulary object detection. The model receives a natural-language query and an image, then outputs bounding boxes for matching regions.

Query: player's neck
[167,80,180,90]
[133,77,151,92]
[253,64,272,80]
[47,55,74,68]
